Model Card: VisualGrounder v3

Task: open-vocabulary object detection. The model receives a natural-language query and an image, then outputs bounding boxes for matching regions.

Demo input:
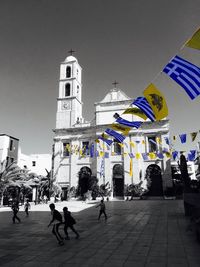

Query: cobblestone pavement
[0,200,199,267]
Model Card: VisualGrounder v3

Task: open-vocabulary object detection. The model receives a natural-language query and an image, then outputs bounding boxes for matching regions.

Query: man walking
[96,199,107,221]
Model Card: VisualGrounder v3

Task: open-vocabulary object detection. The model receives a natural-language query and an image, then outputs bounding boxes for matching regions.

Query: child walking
[24,199,31,216]
[48,203,64,246]
[11,200,21,224]
[63,207,80,240]
[96,199,107,221]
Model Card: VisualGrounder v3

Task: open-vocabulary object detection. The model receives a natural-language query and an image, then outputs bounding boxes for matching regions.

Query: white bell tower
[56,53,83,129]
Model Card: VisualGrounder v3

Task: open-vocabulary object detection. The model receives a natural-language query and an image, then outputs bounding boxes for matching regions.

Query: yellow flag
[156,137,162,144]
[99,151,104,157]
[118,143,124,148]
[136,153,141,159]
[123,107,147,120]
[149,152,156,159]
[129,158,133,177]
[142,140,146,145]
[111,123,131,136]
[165,151,171,158]
[129,141,135,148]
[143,83,168,120]
[185,28,200,50]
[190,132,198,142]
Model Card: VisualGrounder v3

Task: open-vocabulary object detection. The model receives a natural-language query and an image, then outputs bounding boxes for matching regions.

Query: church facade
[53,55,172,199]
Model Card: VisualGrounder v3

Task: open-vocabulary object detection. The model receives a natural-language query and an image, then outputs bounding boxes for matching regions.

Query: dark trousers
[64,224,79,238]
[13,211,21,223]
[52,223,63,242]
[25,208,29,216]
[98,210,107,220]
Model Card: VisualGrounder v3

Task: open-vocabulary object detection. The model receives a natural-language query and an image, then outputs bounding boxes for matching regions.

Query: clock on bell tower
[56,54,83,129]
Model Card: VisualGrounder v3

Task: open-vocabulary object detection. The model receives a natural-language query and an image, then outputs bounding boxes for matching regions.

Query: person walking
[96,199,107,221]
[24,199,31,216]
[63,207,79,240]
[47,203,64,246]
[11,200,21,224]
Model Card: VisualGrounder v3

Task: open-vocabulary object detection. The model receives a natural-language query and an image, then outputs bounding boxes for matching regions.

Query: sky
[0,0,200,154]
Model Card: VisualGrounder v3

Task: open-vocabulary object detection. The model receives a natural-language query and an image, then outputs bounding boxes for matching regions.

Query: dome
[64,55,78,62]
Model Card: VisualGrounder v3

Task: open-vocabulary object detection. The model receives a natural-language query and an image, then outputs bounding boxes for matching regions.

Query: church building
[53,55,172,199]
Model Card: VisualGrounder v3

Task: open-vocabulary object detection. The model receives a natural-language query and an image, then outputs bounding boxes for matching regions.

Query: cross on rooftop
[68,49,75,56]
[112,80,119,88]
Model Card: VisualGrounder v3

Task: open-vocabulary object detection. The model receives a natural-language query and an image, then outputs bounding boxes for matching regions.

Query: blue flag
[129,153,135,158]
[105,128,126,143]
[188,150,196,161]
[157,152,164,159]
[132,97,155,121]
[179,134,187,144]
[90,143,95,158]
[116,117,143,129]
[164,137,170,145]
[142,153,149,160]
[172,151,178,160]
[163,55,200,100]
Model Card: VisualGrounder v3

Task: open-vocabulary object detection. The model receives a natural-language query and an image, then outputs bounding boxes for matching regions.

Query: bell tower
[56,52,83,129]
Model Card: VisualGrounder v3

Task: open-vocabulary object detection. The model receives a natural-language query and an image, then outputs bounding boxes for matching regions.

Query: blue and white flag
[116,117,143,129]
[98,136,113,146]
[105,128,126,143]
[163,55,200,100]
[132,97,155,121]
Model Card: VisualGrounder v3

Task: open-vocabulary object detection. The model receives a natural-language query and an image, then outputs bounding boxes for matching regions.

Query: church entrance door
[113,164,124,197]
[145,164,163,196]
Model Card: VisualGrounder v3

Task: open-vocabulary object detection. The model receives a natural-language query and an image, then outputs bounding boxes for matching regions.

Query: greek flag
[163,55,200,100]
[105,128,126,143]
[132,97,155,121]
[98,136,113,146]
[116,117,143,129]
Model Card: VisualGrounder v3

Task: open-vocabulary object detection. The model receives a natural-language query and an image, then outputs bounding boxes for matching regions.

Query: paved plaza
[0,199,199,267]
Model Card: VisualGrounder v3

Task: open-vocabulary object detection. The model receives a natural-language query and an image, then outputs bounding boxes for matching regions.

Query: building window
[82,141,89,156]
[148,136,157,152]
[32,161,36,167]
[63,142,70,157]
[113,139,121,155]
[77,85,79,94]
[6,156,9,167]
[65,83,70,97]
[9,139,13,151]
[66,66,71,78]
[10,158,14,163]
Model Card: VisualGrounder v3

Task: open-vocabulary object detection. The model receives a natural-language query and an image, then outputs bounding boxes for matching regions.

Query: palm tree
[0,161,29,206]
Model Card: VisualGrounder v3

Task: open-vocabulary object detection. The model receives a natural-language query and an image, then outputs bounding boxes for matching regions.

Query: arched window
[66,66,71,78]
[65,83,70,97]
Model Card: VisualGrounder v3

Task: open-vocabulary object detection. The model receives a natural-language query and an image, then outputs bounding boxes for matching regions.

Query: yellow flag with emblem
[143,83,168,121]
[111,123,131,136]
[123,107,147,120]
[185,28,200,51]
